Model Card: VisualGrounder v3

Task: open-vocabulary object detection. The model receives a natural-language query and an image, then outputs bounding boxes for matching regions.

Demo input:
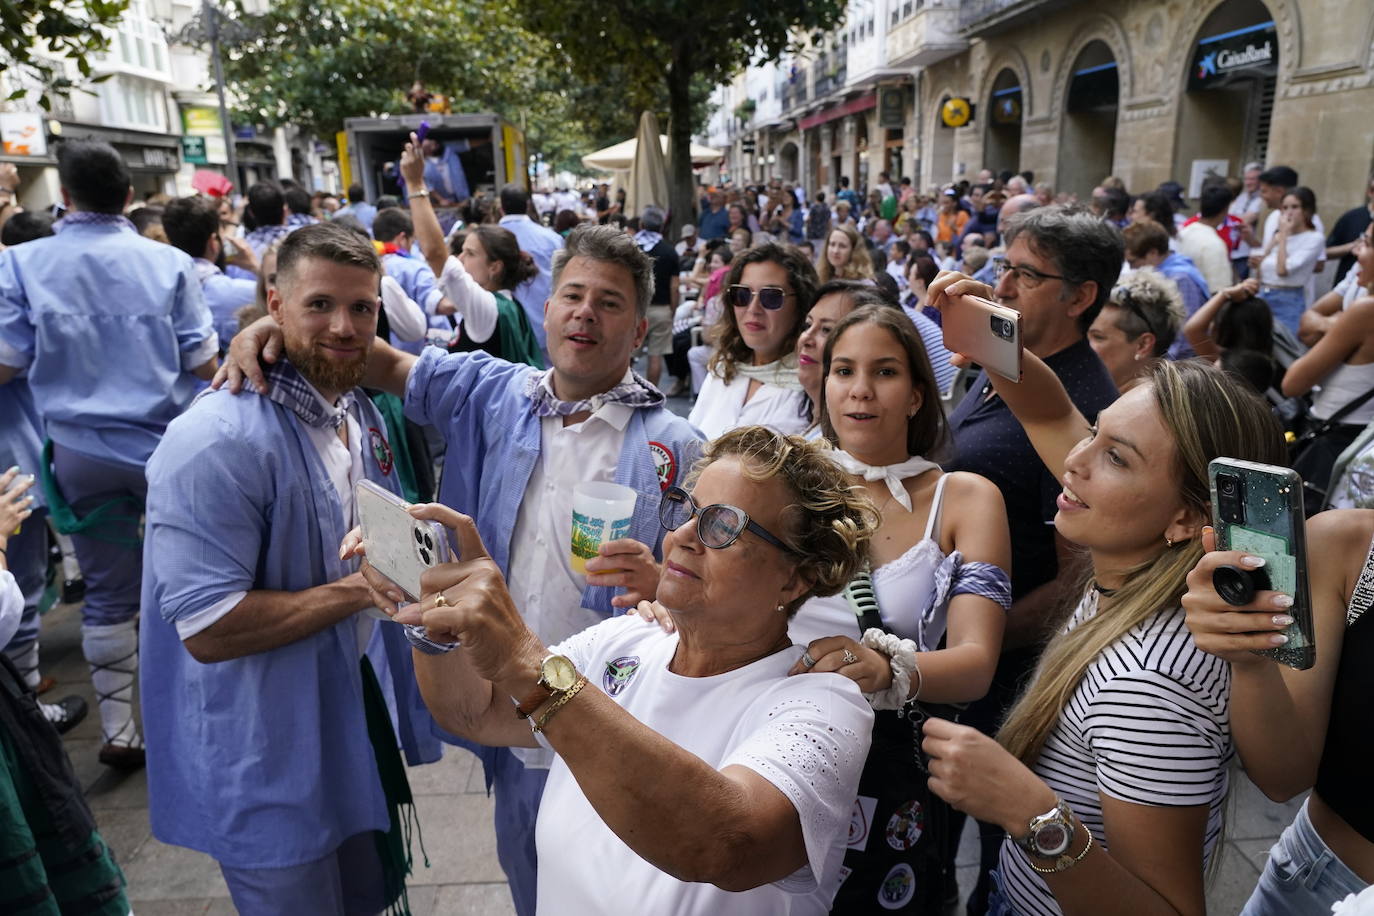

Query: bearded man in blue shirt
[141,223,437,914]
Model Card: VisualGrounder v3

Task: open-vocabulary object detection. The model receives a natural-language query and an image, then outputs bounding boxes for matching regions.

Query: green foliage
[215,0,546,138]
[513,0,847,221]
[1,0,128,108]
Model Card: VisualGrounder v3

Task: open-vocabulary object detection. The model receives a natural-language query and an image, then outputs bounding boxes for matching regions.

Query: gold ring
[433,592,449,608]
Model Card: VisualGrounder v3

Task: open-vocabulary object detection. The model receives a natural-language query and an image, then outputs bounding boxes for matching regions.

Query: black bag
[1290,383,1374,516]
[830,574,960,914]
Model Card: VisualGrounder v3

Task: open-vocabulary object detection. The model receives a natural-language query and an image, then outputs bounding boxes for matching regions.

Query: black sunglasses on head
[1112,286,1158,340]
[727,285,793,311]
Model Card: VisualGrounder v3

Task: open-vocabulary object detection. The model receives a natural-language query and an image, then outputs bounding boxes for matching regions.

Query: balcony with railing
[958,0,1076,37]
[811,51,849,100]
[780,76,809,113]
[887,0,967,67]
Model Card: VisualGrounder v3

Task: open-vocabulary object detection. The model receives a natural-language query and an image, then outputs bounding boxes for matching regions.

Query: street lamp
[167,0,258,190]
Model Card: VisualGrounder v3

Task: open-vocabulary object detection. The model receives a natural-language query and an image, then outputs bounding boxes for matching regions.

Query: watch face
[542,655,578,691]
[1033,822,1071,857]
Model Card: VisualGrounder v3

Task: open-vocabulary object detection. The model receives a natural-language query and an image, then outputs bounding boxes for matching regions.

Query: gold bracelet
[1026,823,1094,874]
[532,675,587,733]
[409,188,430,200]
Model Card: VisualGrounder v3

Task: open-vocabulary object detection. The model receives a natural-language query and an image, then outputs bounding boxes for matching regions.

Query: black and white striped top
[997,591,1233,915]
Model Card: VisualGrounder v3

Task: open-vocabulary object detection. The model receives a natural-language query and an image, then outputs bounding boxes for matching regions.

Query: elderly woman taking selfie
[350,427,878,914]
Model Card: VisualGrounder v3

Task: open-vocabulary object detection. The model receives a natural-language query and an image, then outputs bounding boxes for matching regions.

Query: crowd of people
[1,135,1374,916]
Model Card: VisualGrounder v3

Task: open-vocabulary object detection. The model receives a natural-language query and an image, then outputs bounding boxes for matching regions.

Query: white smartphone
[355,480,451,603]
[942,293,1023,382]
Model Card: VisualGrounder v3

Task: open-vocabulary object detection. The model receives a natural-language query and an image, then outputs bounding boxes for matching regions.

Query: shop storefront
[1173,1,1277,190]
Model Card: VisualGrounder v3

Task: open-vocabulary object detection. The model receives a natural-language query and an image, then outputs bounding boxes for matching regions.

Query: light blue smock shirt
[141,375,438,868]
[0,217,216,469]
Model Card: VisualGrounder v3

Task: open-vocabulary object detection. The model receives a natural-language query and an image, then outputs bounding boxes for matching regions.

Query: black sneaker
[41,695,88,735]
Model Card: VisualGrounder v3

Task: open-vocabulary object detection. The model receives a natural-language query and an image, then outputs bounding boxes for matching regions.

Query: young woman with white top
[789,304,1011,912]
[1256,186,1326,333]
[917,274,1288,916]
[795,282,890,438]
[689,243,817,440]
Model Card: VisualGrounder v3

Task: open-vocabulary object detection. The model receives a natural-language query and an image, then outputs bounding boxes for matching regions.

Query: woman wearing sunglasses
[914,273,1287,916]
[1085,270,1185,394]
[359,426,879,914]
[789,304,1012,912]
[689,243,818,440]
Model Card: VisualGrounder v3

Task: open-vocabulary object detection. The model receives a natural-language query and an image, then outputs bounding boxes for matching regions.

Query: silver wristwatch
[1014,798,1075,859]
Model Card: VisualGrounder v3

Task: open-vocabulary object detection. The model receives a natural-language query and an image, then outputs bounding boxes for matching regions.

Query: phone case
[1209,458,1315,670]
[942,294,1023,382]
[355,480,450,602]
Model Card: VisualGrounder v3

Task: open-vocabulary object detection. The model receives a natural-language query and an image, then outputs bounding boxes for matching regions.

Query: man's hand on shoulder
[212,316,283,395]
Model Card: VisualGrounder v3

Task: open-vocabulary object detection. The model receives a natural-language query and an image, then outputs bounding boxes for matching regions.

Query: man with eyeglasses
[929,204,1121,914]
[217,221,702,916]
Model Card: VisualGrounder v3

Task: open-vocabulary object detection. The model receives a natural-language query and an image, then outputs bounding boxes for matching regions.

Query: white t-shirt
[534,614,874,916]
[1175,222,1231,294]
[1259,228,1325,288]
[688,369,810,441]
[997,592,1232,916]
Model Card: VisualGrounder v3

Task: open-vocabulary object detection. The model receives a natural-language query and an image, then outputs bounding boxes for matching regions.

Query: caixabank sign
[1189,21,1278,91]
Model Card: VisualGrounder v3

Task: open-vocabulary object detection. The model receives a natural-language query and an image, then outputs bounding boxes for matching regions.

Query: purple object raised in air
[416,121,430,143]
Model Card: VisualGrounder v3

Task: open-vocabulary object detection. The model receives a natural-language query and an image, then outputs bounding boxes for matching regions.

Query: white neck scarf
[831,450,939,512]
[734,356,805,392]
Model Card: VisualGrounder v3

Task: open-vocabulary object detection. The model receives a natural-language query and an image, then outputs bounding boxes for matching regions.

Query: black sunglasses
[660,486,793,553]
[727,284,793,311]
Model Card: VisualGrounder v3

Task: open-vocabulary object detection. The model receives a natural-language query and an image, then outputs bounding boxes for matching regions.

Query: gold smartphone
[941,294,1023,382]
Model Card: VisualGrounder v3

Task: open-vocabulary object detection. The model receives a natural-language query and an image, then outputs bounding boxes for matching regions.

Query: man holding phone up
[141,224,439,915]
[218,212,704,914]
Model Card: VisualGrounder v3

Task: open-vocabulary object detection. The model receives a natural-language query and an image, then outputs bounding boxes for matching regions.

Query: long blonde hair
[816,224,874,284]
[998,360,1286,764]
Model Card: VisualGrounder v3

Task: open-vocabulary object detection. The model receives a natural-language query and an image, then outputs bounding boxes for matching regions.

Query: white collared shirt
[506,370,634,767]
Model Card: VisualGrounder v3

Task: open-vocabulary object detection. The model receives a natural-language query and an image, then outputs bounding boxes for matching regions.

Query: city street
[39,588,1301,915]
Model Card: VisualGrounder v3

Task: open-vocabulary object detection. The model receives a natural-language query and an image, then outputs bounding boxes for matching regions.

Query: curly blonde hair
[687,426,878,614]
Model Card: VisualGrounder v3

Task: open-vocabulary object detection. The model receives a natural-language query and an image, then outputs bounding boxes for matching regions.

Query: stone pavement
[35,594,1302,915]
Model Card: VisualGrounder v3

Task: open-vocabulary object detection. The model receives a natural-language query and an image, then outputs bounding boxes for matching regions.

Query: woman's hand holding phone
[1182,526,1297,667]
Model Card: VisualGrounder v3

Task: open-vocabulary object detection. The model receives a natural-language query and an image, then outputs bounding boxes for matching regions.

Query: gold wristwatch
[514,654,579,719]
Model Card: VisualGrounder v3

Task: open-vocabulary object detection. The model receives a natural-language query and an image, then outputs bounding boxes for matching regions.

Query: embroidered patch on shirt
[648,441,676,491]
[602,656,641,697]
[369,427,394,476]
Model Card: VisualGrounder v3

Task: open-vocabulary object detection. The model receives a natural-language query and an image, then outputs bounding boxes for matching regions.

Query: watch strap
[532,676,587,733]
[514,682,553,719]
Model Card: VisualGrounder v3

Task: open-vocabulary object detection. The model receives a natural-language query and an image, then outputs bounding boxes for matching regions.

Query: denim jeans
[985,868,1016,916]
[1241,799,1368,916]
[1260,285,1306,336]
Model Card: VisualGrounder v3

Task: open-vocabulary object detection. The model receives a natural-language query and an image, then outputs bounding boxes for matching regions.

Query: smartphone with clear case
[1209,458,1315,670]
[354,480,450,604]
